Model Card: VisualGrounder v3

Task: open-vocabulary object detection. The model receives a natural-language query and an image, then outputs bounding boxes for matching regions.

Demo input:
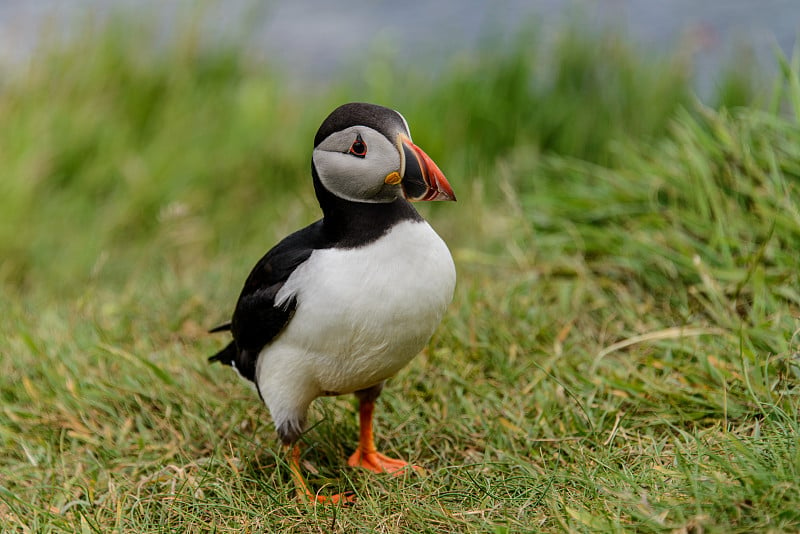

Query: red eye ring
[349,134,367,158]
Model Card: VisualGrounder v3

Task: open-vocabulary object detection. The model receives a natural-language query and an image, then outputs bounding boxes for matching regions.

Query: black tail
[208,341,236,365]
[208,322,232,333]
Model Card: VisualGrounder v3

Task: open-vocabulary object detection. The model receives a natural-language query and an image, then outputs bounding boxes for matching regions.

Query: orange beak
[395,134,456,201]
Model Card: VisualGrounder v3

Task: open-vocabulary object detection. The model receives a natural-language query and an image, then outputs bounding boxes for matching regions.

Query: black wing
[209,220,327,382]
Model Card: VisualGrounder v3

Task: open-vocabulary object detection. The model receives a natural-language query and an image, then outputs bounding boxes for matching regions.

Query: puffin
[208,102,456,504]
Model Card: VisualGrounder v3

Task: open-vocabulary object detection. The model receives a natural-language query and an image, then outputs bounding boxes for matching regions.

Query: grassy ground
[1,17,799,533]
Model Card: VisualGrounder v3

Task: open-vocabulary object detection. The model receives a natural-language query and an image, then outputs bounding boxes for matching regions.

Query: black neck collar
[312,165,422,248]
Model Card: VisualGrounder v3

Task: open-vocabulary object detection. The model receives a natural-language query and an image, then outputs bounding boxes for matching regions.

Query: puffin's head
[312,102,455,204]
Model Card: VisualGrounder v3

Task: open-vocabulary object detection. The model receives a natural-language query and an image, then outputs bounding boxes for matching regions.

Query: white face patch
[312,126,402,203]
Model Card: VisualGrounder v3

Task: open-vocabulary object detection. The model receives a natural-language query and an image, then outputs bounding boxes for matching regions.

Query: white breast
[257,220,455,405]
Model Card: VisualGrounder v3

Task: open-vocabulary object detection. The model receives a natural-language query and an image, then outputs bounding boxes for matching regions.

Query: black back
[208,221,325,381]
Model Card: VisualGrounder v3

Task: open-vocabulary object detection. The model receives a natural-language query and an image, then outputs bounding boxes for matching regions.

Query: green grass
[1,15,799,533]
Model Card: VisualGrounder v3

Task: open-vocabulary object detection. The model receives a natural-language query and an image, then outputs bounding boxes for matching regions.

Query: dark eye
[348,134,367,158]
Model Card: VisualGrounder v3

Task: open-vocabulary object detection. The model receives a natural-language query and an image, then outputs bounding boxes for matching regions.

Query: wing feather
[208,220,326,382]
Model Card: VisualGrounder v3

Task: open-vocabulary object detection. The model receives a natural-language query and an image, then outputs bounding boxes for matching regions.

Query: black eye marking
[348,134,367,158]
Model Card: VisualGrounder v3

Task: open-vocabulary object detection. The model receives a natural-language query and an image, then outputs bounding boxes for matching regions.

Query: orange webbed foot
[288,445,355,505]
[347,447,423,475]
[348,396,425,476]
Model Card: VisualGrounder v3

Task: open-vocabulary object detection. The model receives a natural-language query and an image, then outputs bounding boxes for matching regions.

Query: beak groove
[397,135,456,202]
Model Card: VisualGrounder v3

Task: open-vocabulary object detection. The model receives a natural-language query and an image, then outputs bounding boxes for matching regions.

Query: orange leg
[347,398,422,474]
[288,444,354,505]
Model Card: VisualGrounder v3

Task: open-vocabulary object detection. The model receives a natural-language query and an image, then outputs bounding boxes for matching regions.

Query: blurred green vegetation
[1,13,799,533]
[0,20,749,294]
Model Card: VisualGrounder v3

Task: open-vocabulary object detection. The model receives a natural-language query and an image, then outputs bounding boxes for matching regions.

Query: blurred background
[0,0,797,295]
[1,0,797,96]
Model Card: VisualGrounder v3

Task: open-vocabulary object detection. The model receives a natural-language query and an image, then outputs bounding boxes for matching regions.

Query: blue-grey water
[0,0,797,97]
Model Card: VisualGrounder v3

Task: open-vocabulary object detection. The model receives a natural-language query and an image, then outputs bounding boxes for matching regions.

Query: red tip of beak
[399,136,456,202]
[415,144,456,201]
